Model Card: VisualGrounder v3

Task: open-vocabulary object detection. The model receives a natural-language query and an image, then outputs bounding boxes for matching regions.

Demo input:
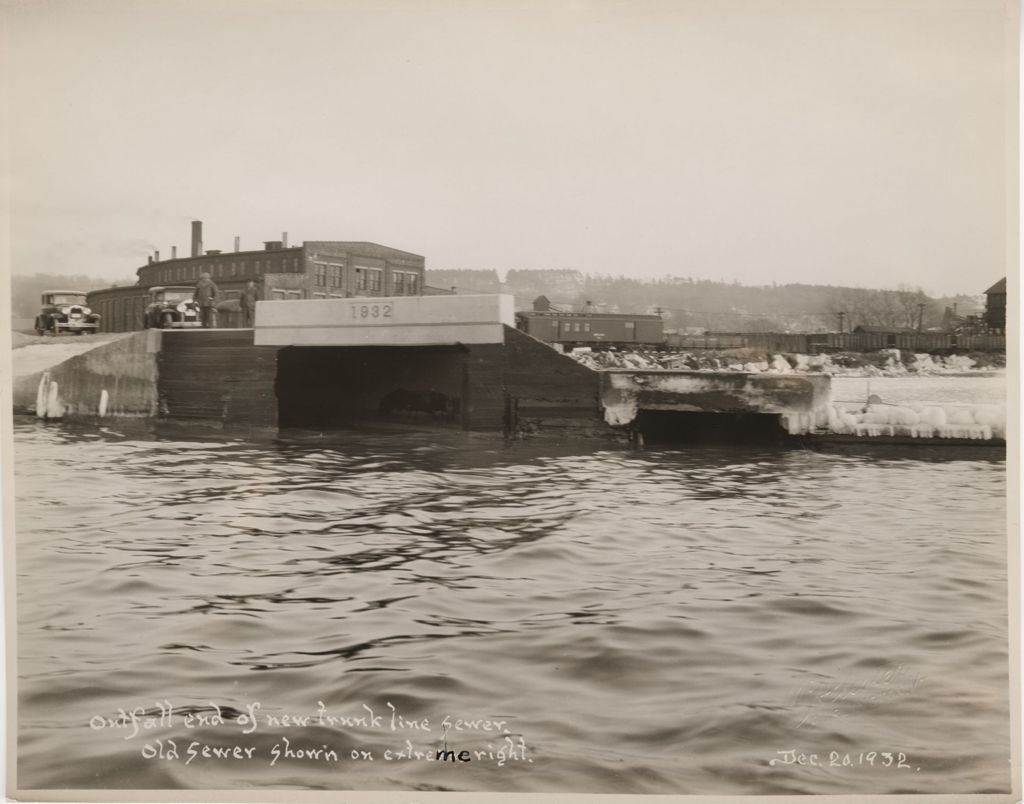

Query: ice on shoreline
[828,401,1005,440]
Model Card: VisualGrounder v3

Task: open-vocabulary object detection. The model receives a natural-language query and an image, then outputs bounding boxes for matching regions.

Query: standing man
[240,280,259,328]
[193,272,218,328]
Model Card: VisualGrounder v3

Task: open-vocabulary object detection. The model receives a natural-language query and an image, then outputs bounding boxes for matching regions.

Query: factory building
[89,221,429,331]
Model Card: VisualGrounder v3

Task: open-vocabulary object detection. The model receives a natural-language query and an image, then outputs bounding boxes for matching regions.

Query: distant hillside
[425,269,986,333]
[11,274,134,319]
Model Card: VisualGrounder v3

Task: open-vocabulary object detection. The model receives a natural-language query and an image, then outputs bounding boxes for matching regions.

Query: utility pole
[917,303,926,333]
[837,311,846,333]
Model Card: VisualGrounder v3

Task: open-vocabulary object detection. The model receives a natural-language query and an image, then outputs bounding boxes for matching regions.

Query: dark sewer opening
[635,410,791,445]
[276,345,466,429]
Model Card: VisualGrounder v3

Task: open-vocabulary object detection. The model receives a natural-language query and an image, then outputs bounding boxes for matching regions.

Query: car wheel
[160,313,174,329]
[34,317,45,336]
[51,320,60,336]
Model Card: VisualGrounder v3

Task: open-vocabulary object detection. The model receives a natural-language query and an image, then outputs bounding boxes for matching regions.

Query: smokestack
[148,256,153,265]
[282,232,288,248]
[171,245,177,259]
[191,221,203,257]
[155,250,160,262]
[234,236,240,253]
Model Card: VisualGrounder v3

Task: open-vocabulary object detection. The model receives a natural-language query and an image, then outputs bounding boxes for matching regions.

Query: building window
[355,266,383,293]
[584,322,591,332]
[408,274,418,295]
[391,271,418,295]
[625,321,635,330]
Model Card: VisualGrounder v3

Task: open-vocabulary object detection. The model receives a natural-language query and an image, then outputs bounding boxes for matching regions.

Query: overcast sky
[2,0,1015,296]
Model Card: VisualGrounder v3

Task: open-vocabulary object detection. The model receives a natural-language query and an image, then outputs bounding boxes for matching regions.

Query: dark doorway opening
[276,345,467,429]
[634,410,790,445]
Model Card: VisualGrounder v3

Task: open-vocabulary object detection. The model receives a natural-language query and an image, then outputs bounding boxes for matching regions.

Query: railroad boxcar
[516,311,664,346]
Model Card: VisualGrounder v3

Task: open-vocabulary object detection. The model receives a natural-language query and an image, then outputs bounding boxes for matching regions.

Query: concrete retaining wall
[13,331,160,417]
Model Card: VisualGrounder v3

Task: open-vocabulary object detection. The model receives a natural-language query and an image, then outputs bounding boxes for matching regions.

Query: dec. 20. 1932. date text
[769,749,919,771]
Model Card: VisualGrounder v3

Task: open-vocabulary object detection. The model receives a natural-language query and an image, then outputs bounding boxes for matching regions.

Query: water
[12,376,1010,796]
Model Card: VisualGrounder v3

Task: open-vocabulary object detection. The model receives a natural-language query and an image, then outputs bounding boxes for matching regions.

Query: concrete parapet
[254,294,515,347]
[13,331,160,418]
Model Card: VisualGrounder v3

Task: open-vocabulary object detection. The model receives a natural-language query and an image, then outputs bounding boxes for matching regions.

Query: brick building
[90,221,427,331]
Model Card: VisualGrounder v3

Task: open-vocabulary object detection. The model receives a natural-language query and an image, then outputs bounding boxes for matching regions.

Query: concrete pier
[600,370,833,435]
[11,295,837,442]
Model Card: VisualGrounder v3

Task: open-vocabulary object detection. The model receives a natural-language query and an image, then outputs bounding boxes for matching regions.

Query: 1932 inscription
[350,303,393,320]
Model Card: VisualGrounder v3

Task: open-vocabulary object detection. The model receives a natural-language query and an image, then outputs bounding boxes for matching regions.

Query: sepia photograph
[1,0,1018,801]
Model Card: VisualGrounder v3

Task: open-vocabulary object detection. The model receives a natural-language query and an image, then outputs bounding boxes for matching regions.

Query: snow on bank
[12,334,132,377]
[568,347,1001,377]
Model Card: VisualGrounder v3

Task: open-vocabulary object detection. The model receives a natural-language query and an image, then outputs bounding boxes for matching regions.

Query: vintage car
[34,290,101,335]
[144,286,202,328]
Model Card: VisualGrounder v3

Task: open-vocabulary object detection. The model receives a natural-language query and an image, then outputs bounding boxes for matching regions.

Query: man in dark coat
[193,272,218,328]
[240,280,259,328]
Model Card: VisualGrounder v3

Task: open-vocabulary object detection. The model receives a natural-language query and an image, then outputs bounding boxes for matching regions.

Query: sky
[1,0,1015,296]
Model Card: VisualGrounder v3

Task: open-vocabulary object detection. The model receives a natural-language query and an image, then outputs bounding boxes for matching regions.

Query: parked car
[144,286,202,329]
[34,290,100,335]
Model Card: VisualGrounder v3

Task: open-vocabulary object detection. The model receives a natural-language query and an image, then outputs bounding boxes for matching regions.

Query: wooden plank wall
[158,331,279,427]
[461,343,507,431]
[500,327,603,433]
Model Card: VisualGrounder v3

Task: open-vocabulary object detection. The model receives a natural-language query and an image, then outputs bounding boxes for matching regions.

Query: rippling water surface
[13,391,1009,795]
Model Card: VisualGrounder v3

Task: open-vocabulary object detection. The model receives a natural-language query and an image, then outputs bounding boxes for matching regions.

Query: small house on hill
[984,278,1006,332]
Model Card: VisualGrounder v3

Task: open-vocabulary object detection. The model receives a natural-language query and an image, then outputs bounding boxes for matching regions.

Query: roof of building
[852,325,916,334]
[984,277,1006,295]
[137,241,425,276]
[517,310,663,321]
[303,241,425,260]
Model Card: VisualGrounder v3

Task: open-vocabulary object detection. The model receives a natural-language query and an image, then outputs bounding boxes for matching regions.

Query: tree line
[428,269,983,333]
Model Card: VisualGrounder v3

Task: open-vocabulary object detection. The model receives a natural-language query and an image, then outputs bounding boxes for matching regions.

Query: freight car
[661,329,1006,353]
[515,310,665,347]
